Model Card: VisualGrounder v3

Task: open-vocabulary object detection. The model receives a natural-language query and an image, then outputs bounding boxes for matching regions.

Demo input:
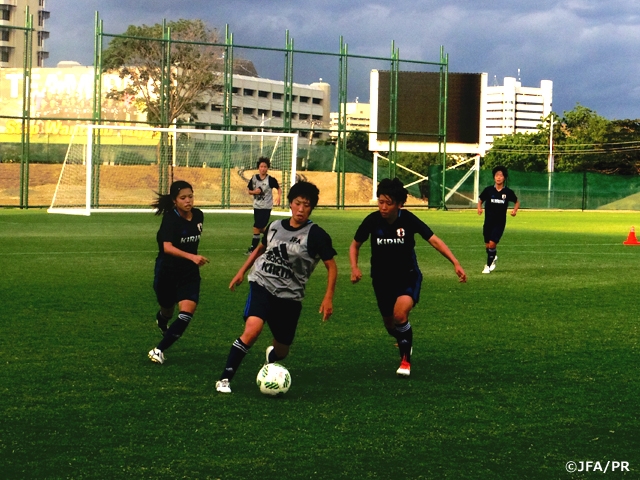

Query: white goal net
[48,125,298,215]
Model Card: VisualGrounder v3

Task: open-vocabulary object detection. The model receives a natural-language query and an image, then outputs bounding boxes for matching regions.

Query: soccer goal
[48,125,298,215]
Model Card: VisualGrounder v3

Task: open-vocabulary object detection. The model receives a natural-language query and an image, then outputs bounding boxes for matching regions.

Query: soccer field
[1,209,639,479]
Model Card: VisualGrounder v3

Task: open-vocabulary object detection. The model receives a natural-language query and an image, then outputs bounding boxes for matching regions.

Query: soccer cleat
[265,345,274,364]
[489,256,498,271]
[148,348,165,364]
[482,265,491,274]
[216,379,232,394]
[396,358,411,377]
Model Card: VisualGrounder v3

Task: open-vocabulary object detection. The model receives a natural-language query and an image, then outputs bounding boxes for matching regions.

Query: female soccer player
[216,181,337,394]
[148,180,210,365]
[245,157,282,254]
[350,178,466,377]
[477,165,520,274]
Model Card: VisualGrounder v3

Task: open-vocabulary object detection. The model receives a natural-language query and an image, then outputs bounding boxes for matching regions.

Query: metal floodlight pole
[388,42,399,180]
[222,25,234,208]
[438,46,448,209]
[20,7,33,208]
[91,13,104,209]
[337,36,348,209]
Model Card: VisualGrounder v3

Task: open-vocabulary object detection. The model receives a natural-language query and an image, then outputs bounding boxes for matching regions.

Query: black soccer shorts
[372,270,422,318]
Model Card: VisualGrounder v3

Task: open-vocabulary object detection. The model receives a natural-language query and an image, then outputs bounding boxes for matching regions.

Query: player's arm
[274,187,282,207]
[511,199,520,216]
[427,235,467,283]
[349,240,364,284]
[318,258,337,321]
[477,199,483,215]
[229,243,266,290]
[247,179,261,196]
[163,242,209,266]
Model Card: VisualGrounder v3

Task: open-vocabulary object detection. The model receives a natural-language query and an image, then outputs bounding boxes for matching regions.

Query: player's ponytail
[152,180,193,215]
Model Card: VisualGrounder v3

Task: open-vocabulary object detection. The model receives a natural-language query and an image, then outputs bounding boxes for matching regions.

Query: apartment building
[482,76,553,150]
[0,0,49,67]
[329,101,370,138]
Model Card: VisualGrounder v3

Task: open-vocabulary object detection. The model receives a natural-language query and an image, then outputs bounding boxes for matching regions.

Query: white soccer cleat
[148,348,165,364]
[489,256,498,271]
[482,265,491,274]
[216,379,232,394]
[265,346,274,364]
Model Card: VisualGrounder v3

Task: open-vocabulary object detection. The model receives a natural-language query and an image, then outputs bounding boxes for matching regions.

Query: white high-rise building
[482,75,553,152]
[0,0,49,68]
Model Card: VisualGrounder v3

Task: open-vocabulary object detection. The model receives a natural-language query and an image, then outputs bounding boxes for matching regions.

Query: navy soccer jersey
[479,186,518,225]
[354,210,434,278]
[156,208,204,277]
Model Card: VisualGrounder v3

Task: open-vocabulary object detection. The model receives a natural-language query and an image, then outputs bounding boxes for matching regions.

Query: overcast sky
[45,0,640,120]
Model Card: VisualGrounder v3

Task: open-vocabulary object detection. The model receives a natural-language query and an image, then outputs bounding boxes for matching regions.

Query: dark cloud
[46,0,640,119]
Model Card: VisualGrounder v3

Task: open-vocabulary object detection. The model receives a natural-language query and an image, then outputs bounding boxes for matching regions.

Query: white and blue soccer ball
[256,363,291,396]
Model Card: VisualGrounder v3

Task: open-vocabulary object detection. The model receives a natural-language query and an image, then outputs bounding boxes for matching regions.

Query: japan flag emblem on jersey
[396,228,405,238]
[502,194,506,200]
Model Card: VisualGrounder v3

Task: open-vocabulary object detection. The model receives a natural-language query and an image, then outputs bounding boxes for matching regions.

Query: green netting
[428,165,640,210]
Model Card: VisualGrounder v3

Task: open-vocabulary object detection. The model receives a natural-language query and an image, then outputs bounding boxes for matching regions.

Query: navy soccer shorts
[372,270,422,318]
[253,209,272,229]
[244,282,302,346]
[153,262,200,308]
[483,221,506,244]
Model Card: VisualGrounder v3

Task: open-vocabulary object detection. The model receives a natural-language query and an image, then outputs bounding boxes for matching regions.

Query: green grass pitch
[1,209,639,479]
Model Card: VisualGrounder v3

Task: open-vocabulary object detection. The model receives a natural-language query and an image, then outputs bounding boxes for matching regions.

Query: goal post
[48,125,298,215]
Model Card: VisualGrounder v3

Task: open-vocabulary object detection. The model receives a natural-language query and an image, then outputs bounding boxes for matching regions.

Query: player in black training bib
[216,181,337,394]
[350,178,467,377]
[477,166,520,274]
[148,181,209,365]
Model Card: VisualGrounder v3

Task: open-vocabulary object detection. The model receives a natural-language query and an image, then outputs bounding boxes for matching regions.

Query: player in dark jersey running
[216,181,337,394]
[245,157,282,255]
[477,166,520,274]
[148,180,209,365]
[350,178,466,377]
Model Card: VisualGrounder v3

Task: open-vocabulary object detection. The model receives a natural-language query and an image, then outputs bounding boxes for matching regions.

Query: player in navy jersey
[245,157,282,255]
[216,181,337,394]
[148,180,210,365]
[350,178,466,377]
[477,166,520,274]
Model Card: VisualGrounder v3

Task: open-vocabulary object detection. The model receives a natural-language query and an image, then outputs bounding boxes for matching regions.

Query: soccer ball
[256,363,291,396]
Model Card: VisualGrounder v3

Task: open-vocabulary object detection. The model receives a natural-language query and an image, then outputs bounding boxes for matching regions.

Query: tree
[346,130,372,161]
[102,19,222,126]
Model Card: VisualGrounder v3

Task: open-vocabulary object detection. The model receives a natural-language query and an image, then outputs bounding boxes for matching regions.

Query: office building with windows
[0,0,49,67]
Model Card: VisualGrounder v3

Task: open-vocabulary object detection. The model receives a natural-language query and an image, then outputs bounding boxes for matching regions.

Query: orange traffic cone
[623,226,640,245]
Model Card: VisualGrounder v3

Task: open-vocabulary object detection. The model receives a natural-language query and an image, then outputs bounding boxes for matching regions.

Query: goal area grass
[1,209,639,478]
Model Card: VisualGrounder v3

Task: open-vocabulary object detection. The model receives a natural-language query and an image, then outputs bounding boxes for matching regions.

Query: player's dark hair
[152,180,193,215]
[257,156,270,169]
[288,181,320,210]
[376,177,408,205]
[492,165,508,179]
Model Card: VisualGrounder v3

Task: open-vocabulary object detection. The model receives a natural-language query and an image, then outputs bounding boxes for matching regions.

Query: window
[211,105,222,112]
[1,50,9,63]
[243,107,255,115]
[312,98,322,105]
[272,111,282,118]
[1,10,10,21]
[272,92,283,100]
[243,89,255,96]
[258,91,269,98]
[299,96,310,103]
[1,30,9,42]
[299,113,309,121]
[258,109,269,117]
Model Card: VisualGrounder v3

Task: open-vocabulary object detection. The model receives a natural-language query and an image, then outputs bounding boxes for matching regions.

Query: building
[0,0,50,68]
[329,101,370,138]
[482,76,553,150]
[194,75,331,144]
